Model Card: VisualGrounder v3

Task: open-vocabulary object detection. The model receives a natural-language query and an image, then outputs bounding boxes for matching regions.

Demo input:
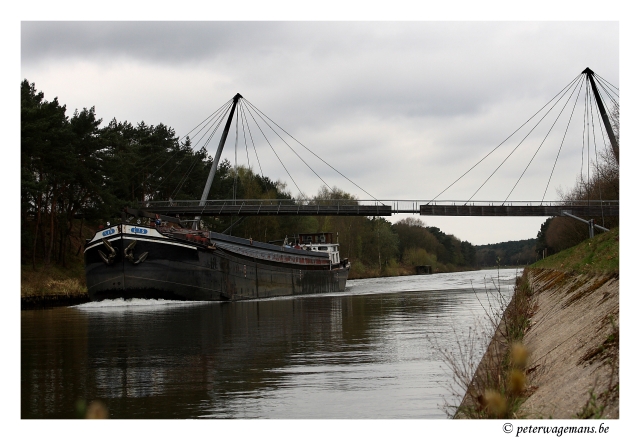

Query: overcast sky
[20,21,620,245]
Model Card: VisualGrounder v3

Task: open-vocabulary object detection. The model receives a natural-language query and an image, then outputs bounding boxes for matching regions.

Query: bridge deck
[139,200,618,218]
[145,204,394,217]
[419,204,618,217]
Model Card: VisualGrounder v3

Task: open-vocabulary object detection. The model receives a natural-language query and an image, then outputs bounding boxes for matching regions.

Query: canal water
[21,269,519,419]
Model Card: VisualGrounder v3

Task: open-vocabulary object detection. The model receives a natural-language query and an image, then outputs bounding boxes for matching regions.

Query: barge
[85,225,349,301]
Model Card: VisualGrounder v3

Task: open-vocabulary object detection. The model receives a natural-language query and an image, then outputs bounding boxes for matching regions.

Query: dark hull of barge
[84,225,349,302]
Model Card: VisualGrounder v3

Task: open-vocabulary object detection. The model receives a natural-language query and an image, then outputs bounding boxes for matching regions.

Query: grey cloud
[22,22,618,124]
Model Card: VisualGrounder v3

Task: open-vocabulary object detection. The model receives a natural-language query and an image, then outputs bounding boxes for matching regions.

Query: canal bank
[21,292,90,309]
[21,264,90,309]
[518,268,619,418]
[457,228,619,418]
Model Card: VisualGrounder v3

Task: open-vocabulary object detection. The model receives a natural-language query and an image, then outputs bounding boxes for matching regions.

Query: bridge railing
[144,198,384,208]
[141,198,393,217]
[142,199,618,215]
[410,200,619,206]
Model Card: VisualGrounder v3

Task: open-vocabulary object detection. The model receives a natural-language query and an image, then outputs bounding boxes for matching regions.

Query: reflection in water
[21,269,519,418]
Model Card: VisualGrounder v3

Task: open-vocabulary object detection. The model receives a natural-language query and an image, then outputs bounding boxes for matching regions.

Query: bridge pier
[561,211,610,238]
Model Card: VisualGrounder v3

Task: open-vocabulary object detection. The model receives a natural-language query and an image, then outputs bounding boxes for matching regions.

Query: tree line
[475,239,537,267]
[21,80,213,268]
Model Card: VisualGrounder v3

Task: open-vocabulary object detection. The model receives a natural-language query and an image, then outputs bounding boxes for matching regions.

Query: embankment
[518,268,619,418]
[21,264,89,309]
[458,228,619,418]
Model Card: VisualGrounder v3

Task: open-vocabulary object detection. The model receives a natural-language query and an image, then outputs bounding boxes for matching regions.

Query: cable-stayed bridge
[130,68,619,232]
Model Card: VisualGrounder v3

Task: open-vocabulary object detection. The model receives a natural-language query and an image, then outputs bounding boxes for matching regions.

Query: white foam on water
[71,298,209,311]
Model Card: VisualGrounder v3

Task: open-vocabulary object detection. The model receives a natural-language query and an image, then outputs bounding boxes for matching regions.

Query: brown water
[21,269,518,418]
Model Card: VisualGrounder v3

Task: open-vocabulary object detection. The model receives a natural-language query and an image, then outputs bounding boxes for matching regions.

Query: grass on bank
[22,220,95,299]
[21,263,88,298]
[531,227,619,275]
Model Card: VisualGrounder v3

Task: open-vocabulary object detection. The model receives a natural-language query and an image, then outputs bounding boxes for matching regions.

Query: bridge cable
[170,102,234,200]
[168,101,233,198]
[133,139,182,201]
[147,102,233,200]
[590,76,619,158]
[593,102,619,190]
[133,105,228,201]
[135,135,182,192]
[586,84,592,203]
[169,147,210,200]
[239,101,265,179]
[577,82,588,203]
[233,103,239,202]
[169,147,208,200]
[592,77,618,124]
[428,73,582,203]
[594,77,619,103]
[148,142,200,200]
[238,102,252,173]
[241,99,306,198]
[541,77,586,202]
[202,102,245,206]
[179,97,234,143]
[593,72,619,93]
[503,76,585,203]
[196,101,235,154]
[588,86,607,226]
[588,86,604,223]
[242,98,381,203]
[592,76,620,150]
[465,75,583,204]
[142,98,235,199]
[595,76,619,107]
[241,99,334,197]
[595,106,617,228]
[170,104,233,199]
[183,101,234,157]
